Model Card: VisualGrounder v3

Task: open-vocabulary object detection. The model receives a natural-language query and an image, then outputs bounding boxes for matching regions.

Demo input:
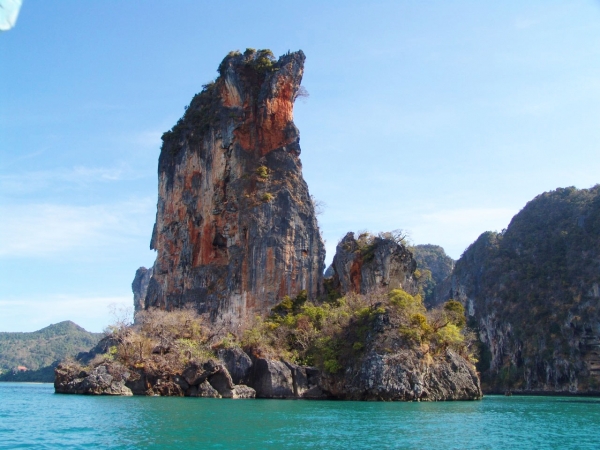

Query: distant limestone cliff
[136,49,325,326]
[410,244,454,306]
[437,186,600,394]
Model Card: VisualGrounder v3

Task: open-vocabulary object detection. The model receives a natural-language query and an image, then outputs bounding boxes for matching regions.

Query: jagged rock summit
[331,232,416,295]
[136,49,325,325]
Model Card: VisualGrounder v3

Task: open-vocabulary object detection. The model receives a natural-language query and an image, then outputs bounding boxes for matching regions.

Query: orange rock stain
[350,258,363,293]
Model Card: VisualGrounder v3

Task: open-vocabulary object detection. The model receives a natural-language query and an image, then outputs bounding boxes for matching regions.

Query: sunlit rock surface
[136,49,325,326]
[331,232,416,295]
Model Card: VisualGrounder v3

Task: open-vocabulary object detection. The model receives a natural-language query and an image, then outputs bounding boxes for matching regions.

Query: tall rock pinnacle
[139,49,325,326]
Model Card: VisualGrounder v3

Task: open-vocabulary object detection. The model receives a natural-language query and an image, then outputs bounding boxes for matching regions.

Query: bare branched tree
[378,229,411,246]
[310,195,326,216]
[294,85,310,102]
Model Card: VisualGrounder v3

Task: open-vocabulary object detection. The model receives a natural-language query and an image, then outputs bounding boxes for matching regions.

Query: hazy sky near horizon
[2,0,600,332]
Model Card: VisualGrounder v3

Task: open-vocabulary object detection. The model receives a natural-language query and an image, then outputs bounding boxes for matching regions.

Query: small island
[55,49,481,401]
[55,49,600,400]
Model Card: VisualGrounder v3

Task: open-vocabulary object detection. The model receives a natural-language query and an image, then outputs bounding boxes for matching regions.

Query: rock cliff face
[331,232,416,295]
[55,345,480,401]
[132,267,153,311]
[410,244,454,306]
[138,49,325,325]
[321,349,480,401]
[438,186,600,394]
[55,364,133,396]
[319,308,481,401]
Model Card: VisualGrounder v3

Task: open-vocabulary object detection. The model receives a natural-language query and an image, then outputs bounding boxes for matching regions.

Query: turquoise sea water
[1,383,599,449]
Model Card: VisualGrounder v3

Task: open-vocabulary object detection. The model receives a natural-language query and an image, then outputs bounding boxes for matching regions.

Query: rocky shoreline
[54,49,483,402]
[55,346,481,401]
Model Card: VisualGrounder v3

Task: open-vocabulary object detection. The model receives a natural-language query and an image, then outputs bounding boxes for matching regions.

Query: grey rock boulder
[204,363,256,399]
[195,380,221,398]
[55,364,132,396]
[250,358,295,398]
[181,359,222,386]
[230,385,256,399]
[320,349,481,401]
[207,365,235,397]
[283,362,327,398]
[217,347,253,385]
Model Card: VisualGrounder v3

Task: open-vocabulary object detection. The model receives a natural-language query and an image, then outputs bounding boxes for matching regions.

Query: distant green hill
[0,321,102,381]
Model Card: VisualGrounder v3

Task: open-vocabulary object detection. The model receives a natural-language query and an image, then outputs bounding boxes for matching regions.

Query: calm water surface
[1,383,599,449]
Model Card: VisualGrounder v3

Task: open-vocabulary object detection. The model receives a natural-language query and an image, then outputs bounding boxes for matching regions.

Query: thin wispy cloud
[129,129,164,148]
[0,295,132,332]
[0,199,155,258]
[0,164,149,194]
[0,149,48,169]
[410,207,517,258]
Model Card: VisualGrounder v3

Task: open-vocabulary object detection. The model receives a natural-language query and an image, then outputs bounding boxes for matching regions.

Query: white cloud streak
[129,129,164,148]
[0,199,155,258]
[0,164,149,194]
[0,295,132,333]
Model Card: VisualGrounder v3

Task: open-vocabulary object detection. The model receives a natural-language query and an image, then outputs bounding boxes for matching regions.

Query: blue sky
[2,0,600,332]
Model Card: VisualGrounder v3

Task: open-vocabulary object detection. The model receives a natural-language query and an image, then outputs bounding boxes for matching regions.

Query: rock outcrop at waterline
[137,49,325,325]
[321,349,480,401]
[54,299,481,400]
[55,363,134,396]
[318,307,481,401]
[55,345,480,401]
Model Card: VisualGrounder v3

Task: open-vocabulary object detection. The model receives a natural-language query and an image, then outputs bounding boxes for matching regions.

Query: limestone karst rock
[410,244,455,306]
[54,363,133,396]
[132,266,153,311]
[136,49,325,325]
[61,49,483,402]
[331,232,416,295]
[438,186,600,394]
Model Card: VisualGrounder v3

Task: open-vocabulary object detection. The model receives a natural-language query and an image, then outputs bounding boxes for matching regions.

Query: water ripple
[1,383,599,449]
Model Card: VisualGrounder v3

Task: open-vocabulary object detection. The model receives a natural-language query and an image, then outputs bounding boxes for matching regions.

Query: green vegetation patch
[74,308,215,377]
[261,192,275,202]
[241,289,476,374]
[161,81,221,149]
[256,165,269,180]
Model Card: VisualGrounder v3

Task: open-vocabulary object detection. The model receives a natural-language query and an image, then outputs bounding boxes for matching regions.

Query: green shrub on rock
[240,288,476,374]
